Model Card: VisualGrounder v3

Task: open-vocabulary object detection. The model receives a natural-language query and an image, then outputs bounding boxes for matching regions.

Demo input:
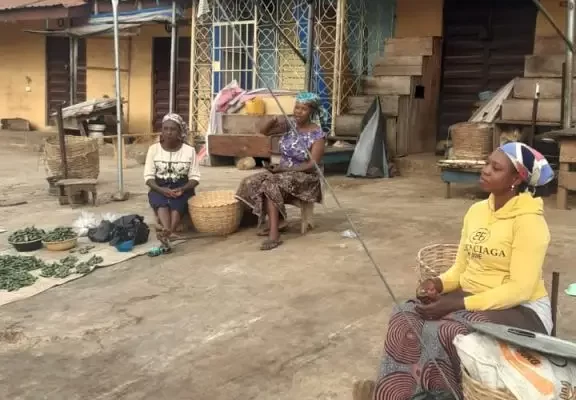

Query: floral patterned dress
[235,126,325,223]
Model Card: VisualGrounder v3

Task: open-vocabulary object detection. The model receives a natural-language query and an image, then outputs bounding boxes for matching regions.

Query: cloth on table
[374,291,547,400]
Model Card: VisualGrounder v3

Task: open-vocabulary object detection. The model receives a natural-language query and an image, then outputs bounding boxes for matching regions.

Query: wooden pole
[56,103,68,179]
[551,271,560,337]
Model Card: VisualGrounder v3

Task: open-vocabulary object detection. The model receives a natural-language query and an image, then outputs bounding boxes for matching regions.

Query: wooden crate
[558,139,576,209]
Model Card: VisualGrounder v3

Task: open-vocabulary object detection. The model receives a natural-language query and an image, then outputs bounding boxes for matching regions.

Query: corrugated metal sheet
[0,0,85,11]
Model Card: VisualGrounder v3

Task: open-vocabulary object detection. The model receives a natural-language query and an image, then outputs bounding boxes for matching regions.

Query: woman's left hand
[415,296,465,320]
[266,164,285,174]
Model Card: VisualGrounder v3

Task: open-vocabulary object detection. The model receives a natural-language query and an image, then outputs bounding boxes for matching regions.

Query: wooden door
[438,0,537,141]
[152,37,191,132]
[46,37,86,124]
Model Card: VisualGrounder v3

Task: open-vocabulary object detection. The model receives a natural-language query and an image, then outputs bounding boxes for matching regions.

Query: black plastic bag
[109,215,150,246]
[88,220,114,243]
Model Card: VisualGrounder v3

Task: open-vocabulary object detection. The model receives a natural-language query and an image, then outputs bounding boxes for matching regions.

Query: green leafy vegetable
[8,227,45,244]
[43,227,77,242]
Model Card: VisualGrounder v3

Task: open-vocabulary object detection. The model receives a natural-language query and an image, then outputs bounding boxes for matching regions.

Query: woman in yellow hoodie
[373,142,555,400]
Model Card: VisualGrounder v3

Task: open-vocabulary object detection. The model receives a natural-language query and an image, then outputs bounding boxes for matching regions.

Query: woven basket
[44,136,100,179]
[417,243,458,282]
[450,122,493,160]
[188,190,242,235]
[462,368,516,400]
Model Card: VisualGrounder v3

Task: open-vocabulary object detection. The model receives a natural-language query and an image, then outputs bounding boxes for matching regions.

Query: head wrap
[295,91,327,126]
[162,113,188,141]
[498,142,554,189]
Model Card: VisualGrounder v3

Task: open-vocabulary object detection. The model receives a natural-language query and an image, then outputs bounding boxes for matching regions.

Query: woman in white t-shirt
[144,113,200,243]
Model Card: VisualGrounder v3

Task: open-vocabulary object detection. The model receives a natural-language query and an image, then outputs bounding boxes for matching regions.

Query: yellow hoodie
[439,192,549,311]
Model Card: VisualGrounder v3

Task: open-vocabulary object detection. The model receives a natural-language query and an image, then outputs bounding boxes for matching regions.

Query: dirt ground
[1,143,576,400]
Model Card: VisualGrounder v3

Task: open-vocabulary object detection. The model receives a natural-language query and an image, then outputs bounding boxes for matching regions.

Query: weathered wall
[394,0,567,38]
[0,22,46,130]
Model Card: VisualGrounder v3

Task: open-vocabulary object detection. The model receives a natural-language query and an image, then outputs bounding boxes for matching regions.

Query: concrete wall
[394,0,568,38]
[0,23,190,133]
[0,22,46,130]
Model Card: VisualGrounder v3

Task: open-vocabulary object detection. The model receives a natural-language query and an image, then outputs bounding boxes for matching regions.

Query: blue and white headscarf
[499,142,554,189]
[295,92,327,126]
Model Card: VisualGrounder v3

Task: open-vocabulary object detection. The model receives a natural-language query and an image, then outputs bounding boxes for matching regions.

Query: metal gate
[46,37,87,124]
[212,21,257,95]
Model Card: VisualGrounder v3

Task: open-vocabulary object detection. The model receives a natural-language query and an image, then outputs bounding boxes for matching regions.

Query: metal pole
[111,0,124,194]
[564,0,575,128]
[169,0,177,113]
[56,104,68,179]
[305,0,315,92]
[69,37,78,106]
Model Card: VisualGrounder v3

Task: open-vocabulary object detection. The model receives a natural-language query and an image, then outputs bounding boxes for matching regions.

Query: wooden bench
[56,178,98,206]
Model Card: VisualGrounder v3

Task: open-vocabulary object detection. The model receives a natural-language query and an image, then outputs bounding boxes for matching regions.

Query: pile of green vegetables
[43,227,77,242]
[0,254,103,292]
[8,227,45,244]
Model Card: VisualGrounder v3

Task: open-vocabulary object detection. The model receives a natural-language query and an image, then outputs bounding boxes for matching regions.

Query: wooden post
[56,103,68,179]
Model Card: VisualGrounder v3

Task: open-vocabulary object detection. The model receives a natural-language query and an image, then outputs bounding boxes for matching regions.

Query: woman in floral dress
[235,92,326,250]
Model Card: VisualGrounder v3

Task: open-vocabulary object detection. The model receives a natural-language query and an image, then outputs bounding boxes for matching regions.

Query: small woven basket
[417,243,458,282]
[44,135,100,179]
[450,122,493,160]
[462,367,516,400]
[188,190,242,235]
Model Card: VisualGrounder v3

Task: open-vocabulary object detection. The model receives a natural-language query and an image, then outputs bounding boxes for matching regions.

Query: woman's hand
[266,164,285,174]
[415,296,465,321]
[416,278,442,304]
[161,188,178,198]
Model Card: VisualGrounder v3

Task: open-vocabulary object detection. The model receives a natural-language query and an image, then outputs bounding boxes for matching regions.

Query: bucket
[88,124,106,144]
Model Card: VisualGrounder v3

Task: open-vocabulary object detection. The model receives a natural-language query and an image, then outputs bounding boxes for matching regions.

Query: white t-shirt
[143,142,201,183]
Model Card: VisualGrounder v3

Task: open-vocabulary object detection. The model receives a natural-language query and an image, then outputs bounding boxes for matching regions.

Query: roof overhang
[0,4,90,22]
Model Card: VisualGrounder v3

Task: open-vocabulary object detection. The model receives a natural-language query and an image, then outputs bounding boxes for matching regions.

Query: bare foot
[260,239,283,250]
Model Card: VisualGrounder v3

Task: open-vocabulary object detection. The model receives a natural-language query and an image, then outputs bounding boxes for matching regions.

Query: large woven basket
[450,122,493,160]
[462,367,516,400]
[417,243,458,282]
[44,136,100,179]
[188,190,242,235]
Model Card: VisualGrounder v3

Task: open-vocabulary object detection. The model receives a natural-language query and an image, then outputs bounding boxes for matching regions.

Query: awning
[25,23,140,38]
[88,5,183,25]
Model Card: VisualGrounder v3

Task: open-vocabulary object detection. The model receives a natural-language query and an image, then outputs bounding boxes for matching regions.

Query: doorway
[152,37,192,132]
[46,37,87,124]
[438,0,537,141]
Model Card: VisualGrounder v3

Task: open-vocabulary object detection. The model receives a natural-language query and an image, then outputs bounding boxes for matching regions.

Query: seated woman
[374,142,555,400]
[144,113,200,246]
[236,92,326,250]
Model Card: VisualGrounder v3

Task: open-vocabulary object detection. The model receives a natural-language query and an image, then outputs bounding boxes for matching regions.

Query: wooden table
[56,178,98,206]
[438,160,484,199]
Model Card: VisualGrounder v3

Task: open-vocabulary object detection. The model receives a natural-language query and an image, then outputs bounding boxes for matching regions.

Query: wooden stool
[291,199,315,234]
[56,179,98,206]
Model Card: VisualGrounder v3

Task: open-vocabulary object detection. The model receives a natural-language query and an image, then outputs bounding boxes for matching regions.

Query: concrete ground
[1,142,576,400]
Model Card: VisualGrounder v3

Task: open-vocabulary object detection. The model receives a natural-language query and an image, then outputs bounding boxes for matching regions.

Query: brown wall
[394,0,568,38]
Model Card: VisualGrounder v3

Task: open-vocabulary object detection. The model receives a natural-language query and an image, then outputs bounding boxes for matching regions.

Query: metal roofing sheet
[0,0,85,11]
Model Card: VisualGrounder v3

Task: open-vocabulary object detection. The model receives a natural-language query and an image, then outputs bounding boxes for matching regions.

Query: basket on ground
[44,135,100,179]
[417,243,458,282]
[43,237,78,251]
[450,122,493,160]
[462,367,516,400]
[188,191,242,235]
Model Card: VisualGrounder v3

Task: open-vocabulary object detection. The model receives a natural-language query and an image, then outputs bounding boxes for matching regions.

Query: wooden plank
[557,163,570,209]
[524,55,576,78]
[221,114,276,135]
[386,117,397,158]
[384,37,435,57]
[559,140,576,163]
[334,115,362,136]
[373,64,423,76]
[208,134,272,158]
[558,168,576,191]
[346,95,399,116]
[374,56,424,66]
[501,99,576,123]
[534,36,566,56]
[513,77,572,99]
[362,76,412,96]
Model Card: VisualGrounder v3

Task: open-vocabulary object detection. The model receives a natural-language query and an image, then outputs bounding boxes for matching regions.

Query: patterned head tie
[295,91,327,126]
[498,142,554,189]
[162,113,188,141]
